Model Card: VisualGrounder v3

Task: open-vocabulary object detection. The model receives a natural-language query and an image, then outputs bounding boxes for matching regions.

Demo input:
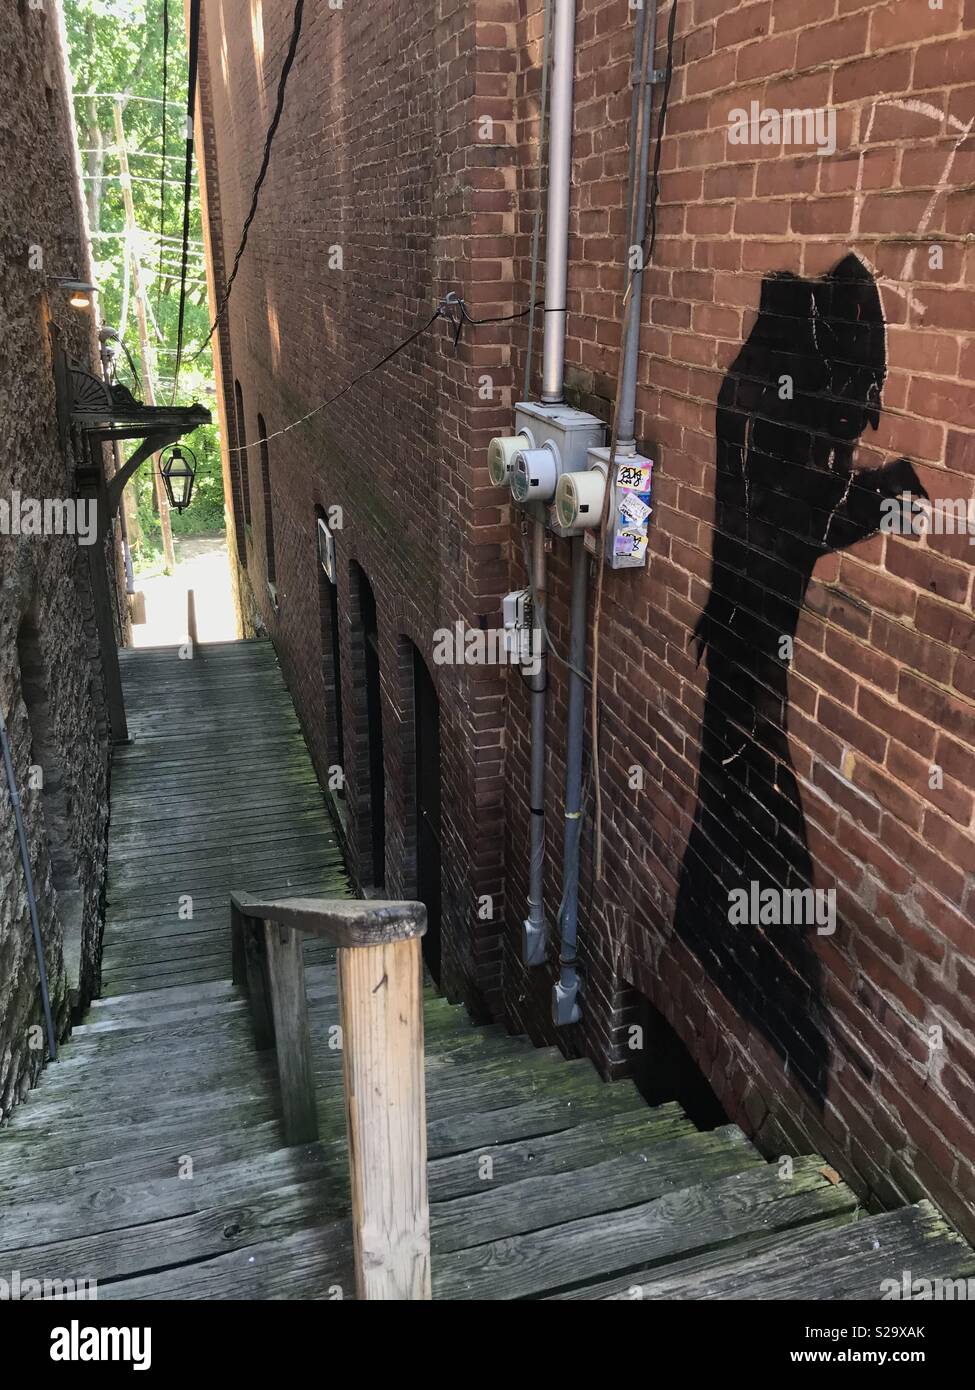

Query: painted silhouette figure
[674,254,927,1104]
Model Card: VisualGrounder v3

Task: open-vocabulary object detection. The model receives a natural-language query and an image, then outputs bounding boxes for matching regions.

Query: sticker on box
[619,491,651,526]
[616,463,652,492]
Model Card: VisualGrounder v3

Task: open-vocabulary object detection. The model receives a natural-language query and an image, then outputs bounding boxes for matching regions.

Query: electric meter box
[513,401,606,520]
[502,588,537,666]
[582,446,654,568]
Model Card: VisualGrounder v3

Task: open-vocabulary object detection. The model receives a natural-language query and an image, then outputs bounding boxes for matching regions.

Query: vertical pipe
[524,0,553,403]
[100,337,136,596]
[615,0,660,449]
[553,536,587,1024]
[540,0,577,403]
[524,519,548,964]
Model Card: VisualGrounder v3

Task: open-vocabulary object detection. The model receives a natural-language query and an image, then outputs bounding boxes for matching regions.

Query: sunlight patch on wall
[268,300,281,372]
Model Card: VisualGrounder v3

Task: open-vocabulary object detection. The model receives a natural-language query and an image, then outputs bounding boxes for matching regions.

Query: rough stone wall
[196,0,975,1240]
[0,1,112,1115]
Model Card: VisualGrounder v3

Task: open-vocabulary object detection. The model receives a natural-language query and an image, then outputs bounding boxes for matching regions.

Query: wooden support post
[241,914,274,1051]
[186,588,198,646]
[81,464,129,745]
[230,898,247,989]
[339,935,431,1300]
[263,920,318,1145]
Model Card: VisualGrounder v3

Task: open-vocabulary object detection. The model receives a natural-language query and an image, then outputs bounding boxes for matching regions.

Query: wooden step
[431,1125,763,1252]
[432,1155,859,1300]
[592,1200,975,1301]
[97,1223,355,1301]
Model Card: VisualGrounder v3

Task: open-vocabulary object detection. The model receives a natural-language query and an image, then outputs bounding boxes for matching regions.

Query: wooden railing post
[263,919,318,1145]
[233,905,274,1050]
[339,934,430,1300]
[229,893,430,1298]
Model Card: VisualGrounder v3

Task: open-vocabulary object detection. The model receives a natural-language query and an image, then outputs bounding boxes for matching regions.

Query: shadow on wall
[674,254,929,1106]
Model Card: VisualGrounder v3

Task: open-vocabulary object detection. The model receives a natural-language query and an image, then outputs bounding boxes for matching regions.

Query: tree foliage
[64,0,224,554]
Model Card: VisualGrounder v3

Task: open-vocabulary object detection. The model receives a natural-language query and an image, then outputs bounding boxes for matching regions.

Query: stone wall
[0,0,112,1115]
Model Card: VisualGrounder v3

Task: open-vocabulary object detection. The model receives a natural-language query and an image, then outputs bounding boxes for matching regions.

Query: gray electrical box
[583,446,654,568]
[513,401,606,526]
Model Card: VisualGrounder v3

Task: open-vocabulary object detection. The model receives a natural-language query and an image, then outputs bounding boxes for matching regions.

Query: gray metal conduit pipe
[552,0,660,1025]
[541,0,577,405]
[525,0,576,966]
[524,519,549,963]
[553,535,588,1024]
[616,0,660,451]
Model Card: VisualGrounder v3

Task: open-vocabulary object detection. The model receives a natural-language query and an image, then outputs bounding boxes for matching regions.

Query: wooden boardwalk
[1,639,972,1299]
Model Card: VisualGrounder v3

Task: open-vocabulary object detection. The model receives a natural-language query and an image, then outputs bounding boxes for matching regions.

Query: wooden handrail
[230,892,431,1301]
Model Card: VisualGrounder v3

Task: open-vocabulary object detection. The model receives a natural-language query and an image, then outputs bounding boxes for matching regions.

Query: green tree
[65,0,224,559]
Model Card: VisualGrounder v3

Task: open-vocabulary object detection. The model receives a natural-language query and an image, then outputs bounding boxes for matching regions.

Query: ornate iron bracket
[51,329,211,520]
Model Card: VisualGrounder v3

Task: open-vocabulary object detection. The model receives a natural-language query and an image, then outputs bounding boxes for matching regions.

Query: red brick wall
[196,0,516,1014]
[196,0,975,1239]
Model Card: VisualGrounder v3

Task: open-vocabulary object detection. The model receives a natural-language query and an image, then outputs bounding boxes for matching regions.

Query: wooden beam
[230,893,425,949]
[262,919,318,1146]
[339,936,431,1300]
[105,432,181,517]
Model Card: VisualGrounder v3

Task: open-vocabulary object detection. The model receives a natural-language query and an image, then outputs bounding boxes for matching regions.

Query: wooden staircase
[0,641,971,1300]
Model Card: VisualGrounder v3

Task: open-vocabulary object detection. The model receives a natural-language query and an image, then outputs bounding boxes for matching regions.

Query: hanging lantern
[160,444,197,514]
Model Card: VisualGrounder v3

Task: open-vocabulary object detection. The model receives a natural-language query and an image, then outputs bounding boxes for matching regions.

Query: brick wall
[197,0,516,1014]
[0,1,113,1115]
[196,0,975,1238]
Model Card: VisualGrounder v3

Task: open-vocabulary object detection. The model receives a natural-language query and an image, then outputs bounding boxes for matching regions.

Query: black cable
[117,338,143,394]
[192,0,305,361]
[230,304,445,454]
[171,0,201,400]
[156,0,169,312]
[234,294,550,453]
[459,298,570,328]
[643,0,678,265]
[459,300,541,327]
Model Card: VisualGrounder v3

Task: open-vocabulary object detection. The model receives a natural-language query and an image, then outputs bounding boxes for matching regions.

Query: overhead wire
[157,0,170,312]
[227,304,445,455]
[230,295,543,455]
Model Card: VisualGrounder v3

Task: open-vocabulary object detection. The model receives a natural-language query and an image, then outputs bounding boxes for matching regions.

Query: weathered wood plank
[431,1127,763,1251]
[2,1180,345,1287]
[598,1202,975,1302]
[99,1225,355,1301]
[426,1106,695,1202]
[432,1158,859,1300]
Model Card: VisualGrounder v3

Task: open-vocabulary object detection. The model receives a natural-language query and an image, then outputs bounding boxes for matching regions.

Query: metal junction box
[513,401,606,527]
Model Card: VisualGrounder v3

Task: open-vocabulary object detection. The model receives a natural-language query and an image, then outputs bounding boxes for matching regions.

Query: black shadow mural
[674,253,927,1104]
